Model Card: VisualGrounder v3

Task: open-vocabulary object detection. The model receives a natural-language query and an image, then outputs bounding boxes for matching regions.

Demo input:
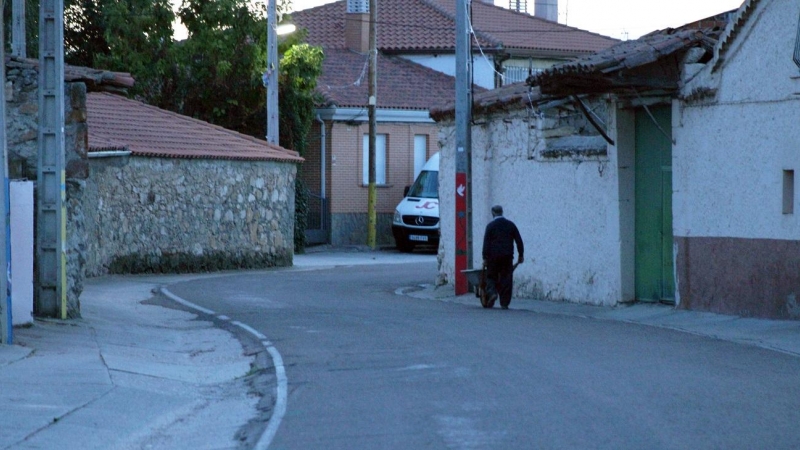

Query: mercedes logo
[415,216,425,226]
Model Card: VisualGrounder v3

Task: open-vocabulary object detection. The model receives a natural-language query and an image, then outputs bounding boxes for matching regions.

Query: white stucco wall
[438,105,625,306]
[675,0,800,240]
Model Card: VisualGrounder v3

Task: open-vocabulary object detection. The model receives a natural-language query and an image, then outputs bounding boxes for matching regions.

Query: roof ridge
[472,0,617,43]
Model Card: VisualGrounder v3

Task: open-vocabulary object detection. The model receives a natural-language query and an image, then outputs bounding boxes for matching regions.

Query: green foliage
[95,0,177,107]
[64,0,111,67]
[279,42,324,155]
[173,0,268,133]
[294,176,309,253]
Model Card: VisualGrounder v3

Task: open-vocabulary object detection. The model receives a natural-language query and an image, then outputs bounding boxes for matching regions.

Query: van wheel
[396,237,415,253]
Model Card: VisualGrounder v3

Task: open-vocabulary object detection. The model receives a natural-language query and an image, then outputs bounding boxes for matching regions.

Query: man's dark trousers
[486,255,514,308]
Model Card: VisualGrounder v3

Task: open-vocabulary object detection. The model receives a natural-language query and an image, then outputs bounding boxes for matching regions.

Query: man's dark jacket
[482,216,524,261]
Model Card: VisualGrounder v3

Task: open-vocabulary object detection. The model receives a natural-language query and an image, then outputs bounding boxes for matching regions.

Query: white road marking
[159,288,288,449]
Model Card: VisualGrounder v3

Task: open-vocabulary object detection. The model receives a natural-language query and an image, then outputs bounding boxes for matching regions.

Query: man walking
[482,205,524,309]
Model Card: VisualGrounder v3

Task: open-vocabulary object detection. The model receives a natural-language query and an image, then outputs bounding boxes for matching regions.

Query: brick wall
[316,120,437,245]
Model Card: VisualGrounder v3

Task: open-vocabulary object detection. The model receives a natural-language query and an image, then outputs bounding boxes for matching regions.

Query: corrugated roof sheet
[318,48,477,109]
[292,0,617,55]
[712,0,760,71]
[87,93,303,163]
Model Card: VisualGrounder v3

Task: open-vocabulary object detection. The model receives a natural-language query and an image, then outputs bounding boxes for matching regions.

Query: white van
[392,153,439,252]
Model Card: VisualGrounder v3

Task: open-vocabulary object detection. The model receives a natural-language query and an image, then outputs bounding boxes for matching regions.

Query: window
[362,134,386,185]
[784,169,795,215]
[413,135,428,180]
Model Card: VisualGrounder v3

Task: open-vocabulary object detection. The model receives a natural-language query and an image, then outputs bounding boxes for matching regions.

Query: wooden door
[634,106,675,303]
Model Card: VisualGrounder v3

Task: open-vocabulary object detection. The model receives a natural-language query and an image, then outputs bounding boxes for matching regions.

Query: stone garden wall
[84,156,296,276]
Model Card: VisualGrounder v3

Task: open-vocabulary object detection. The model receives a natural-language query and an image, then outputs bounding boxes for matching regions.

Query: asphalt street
[166,257,800,450]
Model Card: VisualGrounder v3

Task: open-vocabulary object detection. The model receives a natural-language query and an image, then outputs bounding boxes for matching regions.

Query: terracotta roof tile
[431,82,541,120]
[87,93,303,163]
[292,0,617,55]
[531,27,723,94]
[318,47,482,109]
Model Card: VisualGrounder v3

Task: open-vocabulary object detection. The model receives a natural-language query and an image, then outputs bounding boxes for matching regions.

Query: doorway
[634,105,675,303]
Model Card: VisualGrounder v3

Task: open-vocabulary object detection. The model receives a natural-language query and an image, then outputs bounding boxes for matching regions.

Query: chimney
[345,0,370,53]
[534,0,558,22]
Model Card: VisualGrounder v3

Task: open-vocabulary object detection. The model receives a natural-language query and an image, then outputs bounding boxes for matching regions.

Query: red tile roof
[292,0,617,55]
[87,93,303,163]
[317,48,478,109]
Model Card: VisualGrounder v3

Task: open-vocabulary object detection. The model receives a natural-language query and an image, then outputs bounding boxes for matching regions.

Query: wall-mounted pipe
[88,150,132,158]
[316,115,326,200]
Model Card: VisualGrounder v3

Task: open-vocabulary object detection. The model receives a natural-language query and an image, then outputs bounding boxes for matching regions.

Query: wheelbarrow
[462,262,521,309]
[461,267,494,308]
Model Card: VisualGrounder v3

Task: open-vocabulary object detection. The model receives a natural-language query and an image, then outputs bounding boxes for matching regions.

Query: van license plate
[409,235,428,242]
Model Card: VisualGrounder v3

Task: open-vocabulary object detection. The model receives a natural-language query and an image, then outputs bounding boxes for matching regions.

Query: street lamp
[265,0,296,145]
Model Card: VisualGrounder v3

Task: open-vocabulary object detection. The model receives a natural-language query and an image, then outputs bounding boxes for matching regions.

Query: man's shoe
[501,305,509,310]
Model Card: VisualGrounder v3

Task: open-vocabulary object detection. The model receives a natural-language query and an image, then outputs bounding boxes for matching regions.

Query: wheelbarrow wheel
[479,286,494,309]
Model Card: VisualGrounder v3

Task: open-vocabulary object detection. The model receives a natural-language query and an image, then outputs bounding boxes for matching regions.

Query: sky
[288,0,745,40]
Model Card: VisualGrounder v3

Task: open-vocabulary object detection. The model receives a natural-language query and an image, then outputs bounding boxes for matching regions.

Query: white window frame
[362,134,387,185]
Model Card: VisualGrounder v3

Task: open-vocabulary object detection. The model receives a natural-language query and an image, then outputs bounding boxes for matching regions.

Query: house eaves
[317,107,434,123]
[529,26,724,97]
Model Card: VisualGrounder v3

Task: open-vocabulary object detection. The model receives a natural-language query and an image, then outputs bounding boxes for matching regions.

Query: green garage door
[634,106,675,303]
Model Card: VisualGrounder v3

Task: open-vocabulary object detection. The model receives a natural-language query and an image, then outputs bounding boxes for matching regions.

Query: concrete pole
[0,4,11,343]
[36,0,66,318]
[366,0,377,249]
[266,0,279,144]
[454,0,473,295]
[12,0,26,57]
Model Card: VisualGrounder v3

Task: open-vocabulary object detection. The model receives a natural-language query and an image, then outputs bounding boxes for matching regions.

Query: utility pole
[12,0,25,57]
[266,0,279,144]
[454,0,473,295]
[36,0,66,318]
[366,0,377,249]
[1,3,10,344]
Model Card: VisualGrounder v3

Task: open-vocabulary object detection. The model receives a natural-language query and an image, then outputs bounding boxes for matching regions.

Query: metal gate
[305,193,330,245]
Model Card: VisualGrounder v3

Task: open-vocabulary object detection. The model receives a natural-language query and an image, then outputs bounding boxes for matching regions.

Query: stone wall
[84,156,296,275]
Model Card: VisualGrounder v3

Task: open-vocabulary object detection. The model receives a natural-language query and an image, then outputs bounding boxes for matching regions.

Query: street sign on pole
[454,0,473,295]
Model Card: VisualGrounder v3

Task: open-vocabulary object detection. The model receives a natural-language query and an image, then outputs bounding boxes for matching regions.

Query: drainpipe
[88,150,132,158]
[315,115,326,200]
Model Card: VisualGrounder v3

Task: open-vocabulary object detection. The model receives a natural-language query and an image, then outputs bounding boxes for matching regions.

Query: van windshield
[407,170,438,199]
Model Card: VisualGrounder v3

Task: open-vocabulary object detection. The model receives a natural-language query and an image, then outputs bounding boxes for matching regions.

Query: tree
[173,0,267,133]
[95,0,177,107]
[278,40,323,154]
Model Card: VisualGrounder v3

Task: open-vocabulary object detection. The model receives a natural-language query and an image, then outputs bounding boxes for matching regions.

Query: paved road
[167,260,800,449]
